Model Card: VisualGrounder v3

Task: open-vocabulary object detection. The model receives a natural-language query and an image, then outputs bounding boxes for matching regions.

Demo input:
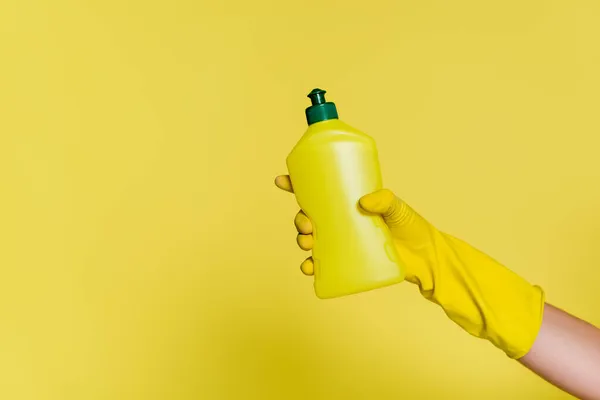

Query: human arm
[275,175,600,399]
[520,303,600,400]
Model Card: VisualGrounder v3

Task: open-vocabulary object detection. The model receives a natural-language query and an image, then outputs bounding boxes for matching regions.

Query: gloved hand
[275,175,545,359]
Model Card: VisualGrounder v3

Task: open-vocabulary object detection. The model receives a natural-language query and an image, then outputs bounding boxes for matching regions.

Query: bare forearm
[519,303,600,400]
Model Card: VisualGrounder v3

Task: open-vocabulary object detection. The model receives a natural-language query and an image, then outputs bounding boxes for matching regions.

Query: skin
[520,304,600,400]
[275,174,600,400]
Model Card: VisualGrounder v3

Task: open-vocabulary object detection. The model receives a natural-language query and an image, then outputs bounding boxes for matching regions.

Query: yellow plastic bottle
[286,88,406,299]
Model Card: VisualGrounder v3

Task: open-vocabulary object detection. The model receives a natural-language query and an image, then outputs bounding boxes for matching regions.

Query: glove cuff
[428,232,546,358]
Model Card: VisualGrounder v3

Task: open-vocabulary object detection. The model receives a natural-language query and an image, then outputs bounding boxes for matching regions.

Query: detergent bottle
[286,88,406,299]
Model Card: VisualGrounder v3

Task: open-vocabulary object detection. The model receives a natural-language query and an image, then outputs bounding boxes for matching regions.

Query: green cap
[305,88,338,125]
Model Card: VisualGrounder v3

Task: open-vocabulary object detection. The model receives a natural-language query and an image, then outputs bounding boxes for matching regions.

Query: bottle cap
[305,88,338,125]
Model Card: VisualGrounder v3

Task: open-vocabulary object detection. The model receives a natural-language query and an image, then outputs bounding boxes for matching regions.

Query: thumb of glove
[359,189,433,244]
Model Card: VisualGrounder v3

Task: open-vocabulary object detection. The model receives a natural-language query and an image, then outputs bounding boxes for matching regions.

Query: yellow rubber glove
[275,176,545,359]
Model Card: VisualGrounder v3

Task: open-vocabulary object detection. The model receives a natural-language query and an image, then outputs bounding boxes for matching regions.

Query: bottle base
[314,272,405,300]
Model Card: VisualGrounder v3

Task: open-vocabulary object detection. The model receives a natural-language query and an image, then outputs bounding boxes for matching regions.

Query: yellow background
[1,1,599,399]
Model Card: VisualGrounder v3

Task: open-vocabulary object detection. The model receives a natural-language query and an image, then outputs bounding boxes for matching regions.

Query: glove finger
[300,257,314,276]
[359,189,401,218]
[275,175,294,193]
[297,234,313,250]
[360,189,431,242]
[294,210,313,234]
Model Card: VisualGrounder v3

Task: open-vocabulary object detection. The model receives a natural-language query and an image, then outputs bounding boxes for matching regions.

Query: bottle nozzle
[308,88,327,105]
